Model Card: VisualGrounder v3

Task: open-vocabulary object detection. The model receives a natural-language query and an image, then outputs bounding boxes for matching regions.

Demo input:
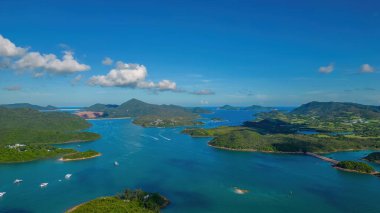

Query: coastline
[60,153,102,162]
[333,165,379,176]
[86,117,131,121]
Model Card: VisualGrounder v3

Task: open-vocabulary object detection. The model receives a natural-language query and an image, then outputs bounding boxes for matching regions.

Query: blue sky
[0,0,379,107]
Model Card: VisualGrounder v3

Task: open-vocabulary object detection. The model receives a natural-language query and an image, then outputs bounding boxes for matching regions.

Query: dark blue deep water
[1,109,380,213]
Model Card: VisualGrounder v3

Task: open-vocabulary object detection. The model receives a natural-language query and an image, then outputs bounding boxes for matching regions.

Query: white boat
[65,174,72,179]
[114,161,119,166]
[40,183,48,188]
[14,179,23,184]
[0,192,6,197]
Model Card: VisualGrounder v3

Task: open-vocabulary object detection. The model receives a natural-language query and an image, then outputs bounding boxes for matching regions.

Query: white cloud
[157,80,177,91]
[15,51,90,74]
[319,63,334,74]
[89,62,177,92]
[0,35,90,75]
[33,72,44,78]
[102,57,113,65]
[190,89,215,95]
[360,64,375,73]
[0,35,27,57]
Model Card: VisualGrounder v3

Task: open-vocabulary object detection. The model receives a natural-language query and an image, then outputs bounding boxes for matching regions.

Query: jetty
[305,152,339,165]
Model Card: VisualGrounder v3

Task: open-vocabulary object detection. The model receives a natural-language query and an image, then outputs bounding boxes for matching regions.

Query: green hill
[0,103,56,110]
[0,107,100,163]
[291,101,380,120]
[86,99,199,127]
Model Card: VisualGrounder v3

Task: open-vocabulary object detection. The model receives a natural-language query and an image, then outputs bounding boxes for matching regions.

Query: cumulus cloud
[3,85,22,91]
[0,35,27,57]
[360,64,375,73]
[102,57,113,65]
[190,89,215,95]
[319,63,334,74]
[14,51,90,74]
[89,62,177,92]
[0,35,90,75]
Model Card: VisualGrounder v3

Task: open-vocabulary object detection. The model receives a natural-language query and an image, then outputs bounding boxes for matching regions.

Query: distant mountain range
[0,103,56,110]
[290,101,380,119]
[218,105,275,111]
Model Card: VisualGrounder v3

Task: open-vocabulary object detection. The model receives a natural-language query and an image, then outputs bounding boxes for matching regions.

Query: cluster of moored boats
[0,173,72,198]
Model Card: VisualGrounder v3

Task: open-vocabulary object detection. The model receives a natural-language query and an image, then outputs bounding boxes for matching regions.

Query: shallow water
[1,110,380,213]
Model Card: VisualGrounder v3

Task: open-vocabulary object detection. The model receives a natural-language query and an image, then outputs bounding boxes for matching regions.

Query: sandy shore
[59,153,102,162]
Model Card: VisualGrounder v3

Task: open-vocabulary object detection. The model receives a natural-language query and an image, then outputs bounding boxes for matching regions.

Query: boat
[0,192,6,197]
[114,161,119,166]
[65,174,72,179]
[40,183,48,188]
[14,179,23,184]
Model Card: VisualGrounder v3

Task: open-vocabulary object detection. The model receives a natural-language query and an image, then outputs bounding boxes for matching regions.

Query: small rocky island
[67,189,170,213]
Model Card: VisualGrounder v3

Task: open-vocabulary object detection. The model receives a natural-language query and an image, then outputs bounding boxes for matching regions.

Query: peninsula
[60,150,101,162]
[0,107,100,163]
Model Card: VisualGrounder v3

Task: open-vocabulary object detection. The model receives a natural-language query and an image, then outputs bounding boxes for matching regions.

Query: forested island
[183,102,380,153]
[0,107,100,163]
[79,98,203,127]
[67,189,169,213]
[335,161,376,174]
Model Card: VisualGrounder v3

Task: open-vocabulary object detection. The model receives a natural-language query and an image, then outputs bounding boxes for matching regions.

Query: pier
[305,152,339,165]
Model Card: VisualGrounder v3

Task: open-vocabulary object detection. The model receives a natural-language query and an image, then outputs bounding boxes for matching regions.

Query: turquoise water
[1,110,380,213]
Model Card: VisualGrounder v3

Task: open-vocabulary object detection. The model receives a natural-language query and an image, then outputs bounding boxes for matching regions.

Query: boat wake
[159,134,171,141]
[140,134,159,141]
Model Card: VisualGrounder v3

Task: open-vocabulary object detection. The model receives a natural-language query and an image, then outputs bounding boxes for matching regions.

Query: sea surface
[1,109,380,213]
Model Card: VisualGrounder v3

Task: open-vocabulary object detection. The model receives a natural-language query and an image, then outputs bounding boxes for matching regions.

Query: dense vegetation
[68,189,169,213]
[62,150,100,161]
[0,144,76,163]
[86,98,200,127]
[335,161,375,174]
[363,152,380,163]
[0,107,100,163]
[0,103,56,110]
